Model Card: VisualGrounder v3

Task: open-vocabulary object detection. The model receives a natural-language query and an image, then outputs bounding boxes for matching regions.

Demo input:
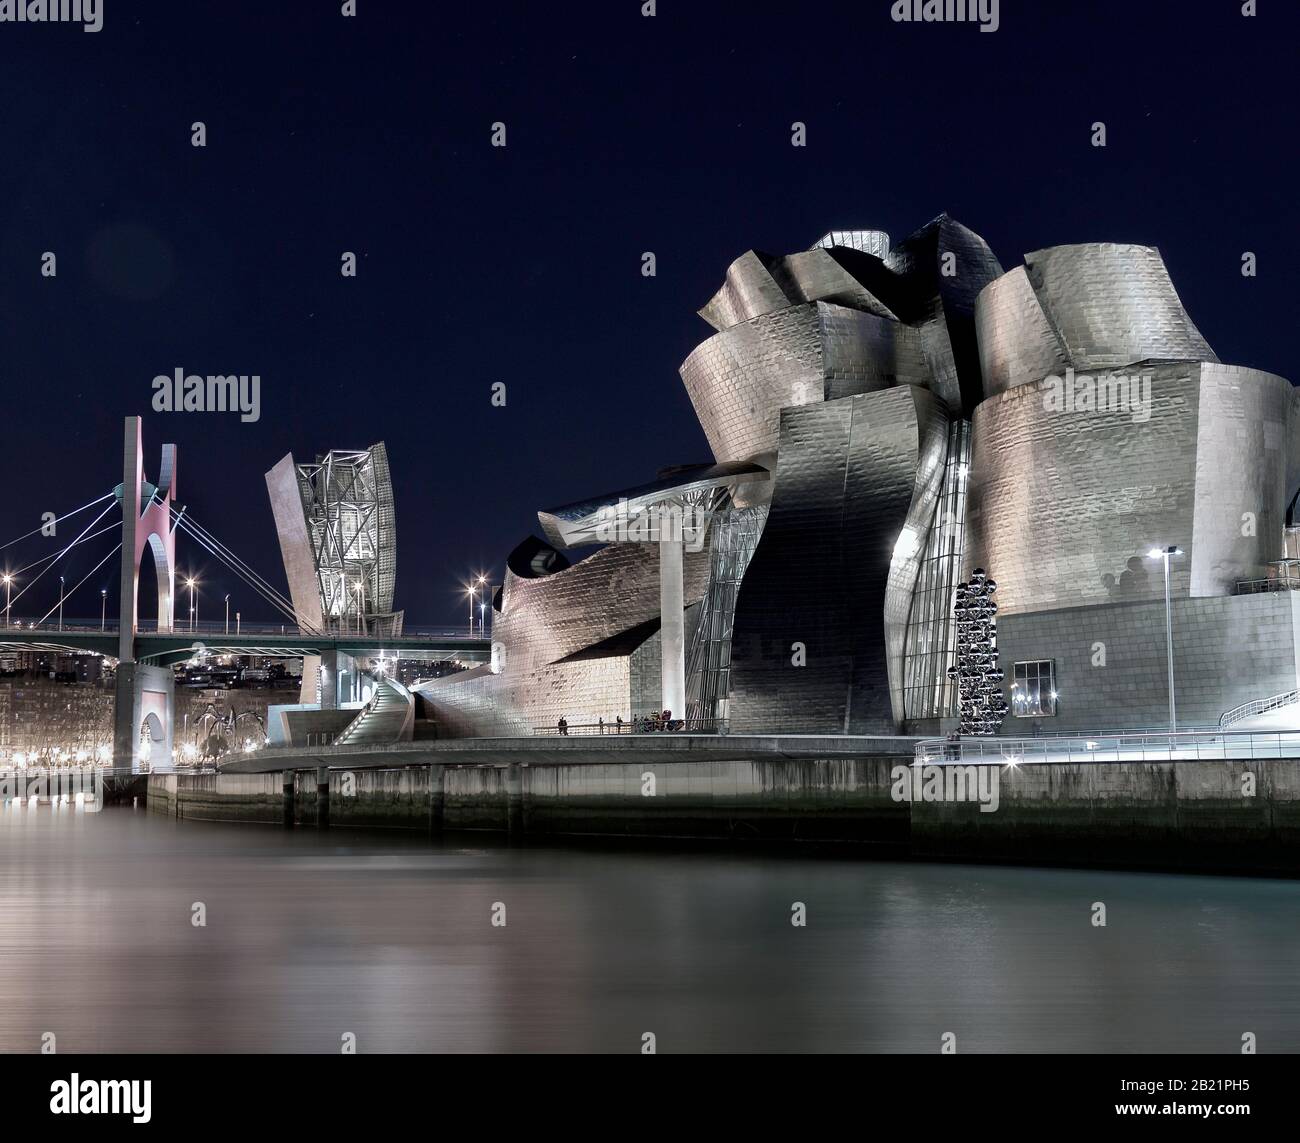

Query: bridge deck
[0,625,490,662]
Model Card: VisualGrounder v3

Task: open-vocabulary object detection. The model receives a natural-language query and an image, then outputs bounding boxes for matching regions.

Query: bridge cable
[5,503,120,610]
[172,512,321,632]
[33,541,124,626]
[172,522,298,626]
[173,509,303,619]
[171,517,307,630]
[172,516,300,625]
[0,492,115,553]
[8,522,121,578]
[169,507,298,612]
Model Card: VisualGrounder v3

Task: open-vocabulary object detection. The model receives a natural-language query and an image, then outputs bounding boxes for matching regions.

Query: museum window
[1011,660,1057,717]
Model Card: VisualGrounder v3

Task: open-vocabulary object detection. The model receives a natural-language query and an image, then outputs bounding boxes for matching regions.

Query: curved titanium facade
[900,419,971,724]
[422,217,1299,741]
[685,505,769,723]
[726,385,948,733]
[977,243,1219,397]
[883,215,1004,415]
[418,539,712,735]
[698,250,790,332]
[680,301,934,466]
[975,266,1071,397]
[1025,244,1217,369]
[681,215,1003,474]
[965,364,1298,616]
[768,248,897,318]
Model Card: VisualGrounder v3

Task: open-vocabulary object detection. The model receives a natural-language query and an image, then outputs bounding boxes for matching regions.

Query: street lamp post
[225,594,230,635]
[471,574,487,638]
[3,574,12,628]
[1147,546,1184,738]
[100,589,107,632]
[186,577,198,633]
[58,576,65,632]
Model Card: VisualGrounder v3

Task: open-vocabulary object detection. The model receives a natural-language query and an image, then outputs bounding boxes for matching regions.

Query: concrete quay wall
[911,758,1300,873]
[147,754,1300,874]
[150,755,909,845]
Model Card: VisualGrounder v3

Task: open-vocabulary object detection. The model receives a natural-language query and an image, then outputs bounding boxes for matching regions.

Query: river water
[1,804,1298,1053]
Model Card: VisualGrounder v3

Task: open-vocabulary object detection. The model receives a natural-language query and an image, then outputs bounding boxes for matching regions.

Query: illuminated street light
[466,583,478,637]
[475,575,489,639]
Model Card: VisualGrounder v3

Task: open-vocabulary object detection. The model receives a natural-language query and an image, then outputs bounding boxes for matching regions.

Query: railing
[1219,689,1300,729]
[0,619,484,640]
[1234,576,1300,594]
[915,728,1300,765]
[532,717,731,736]
[1,620,120,635]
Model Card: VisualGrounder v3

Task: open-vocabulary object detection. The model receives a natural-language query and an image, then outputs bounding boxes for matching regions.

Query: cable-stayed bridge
[0,417,490,770]
[0,623,491,665]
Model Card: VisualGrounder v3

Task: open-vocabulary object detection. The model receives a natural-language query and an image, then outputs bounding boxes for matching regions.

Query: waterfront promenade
[131,732,1300,876]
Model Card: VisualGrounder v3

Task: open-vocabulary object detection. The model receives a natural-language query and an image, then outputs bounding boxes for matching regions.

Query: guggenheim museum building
[418,215,1300,738]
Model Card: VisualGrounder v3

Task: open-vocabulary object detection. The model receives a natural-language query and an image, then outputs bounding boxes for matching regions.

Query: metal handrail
[1235,577,1300,594]
[0,620,484,639]
[915,727,1300,764]
[533,717,730,736]
[1219,689,1300,729]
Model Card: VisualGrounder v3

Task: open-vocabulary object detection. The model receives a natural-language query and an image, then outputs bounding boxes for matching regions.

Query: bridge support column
[319,651,338,710]
[300,654,321,706]
[114,663,175,774]
[318,649,358,710]
[282,770,295,829]
[316,766,330,829]
[113,416,179,773]
[428,765,445,835]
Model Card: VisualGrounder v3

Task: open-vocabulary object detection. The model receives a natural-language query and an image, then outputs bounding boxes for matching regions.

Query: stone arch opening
[135,534,173,633]
[138,711,165,764]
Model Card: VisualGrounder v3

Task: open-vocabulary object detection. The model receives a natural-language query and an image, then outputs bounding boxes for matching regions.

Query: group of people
[635,710,683,733]
[555,710,685,736]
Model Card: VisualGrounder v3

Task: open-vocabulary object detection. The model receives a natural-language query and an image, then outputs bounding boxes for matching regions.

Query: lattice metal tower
[290,444,402,636]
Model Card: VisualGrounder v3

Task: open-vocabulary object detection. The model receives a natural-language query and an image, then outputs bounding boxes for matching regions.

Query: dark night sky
[0,1,1295,627]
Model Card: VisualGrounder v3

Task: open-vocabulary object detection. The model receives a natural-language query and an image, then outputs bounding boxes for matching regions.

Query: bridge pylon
[113,416,178,773]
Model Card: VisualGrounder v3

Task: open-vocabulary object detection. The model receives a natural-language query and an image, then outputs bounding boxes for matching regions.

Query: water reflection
[1,805,1298,1052]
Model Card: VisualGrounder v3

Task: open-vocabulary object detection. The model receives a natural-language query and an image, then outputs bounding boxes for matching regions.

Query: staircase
[335,676,415,746]
[1219,689,1300,729]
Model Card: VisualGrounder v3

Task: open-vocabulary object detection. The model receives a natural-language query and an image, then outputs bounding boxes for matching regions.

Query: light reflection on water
[1,804,1298,1053]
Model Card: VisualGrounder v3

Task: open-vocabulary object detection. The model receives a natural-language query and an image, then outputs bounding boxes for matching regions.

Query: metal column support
[659,534,685,719]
